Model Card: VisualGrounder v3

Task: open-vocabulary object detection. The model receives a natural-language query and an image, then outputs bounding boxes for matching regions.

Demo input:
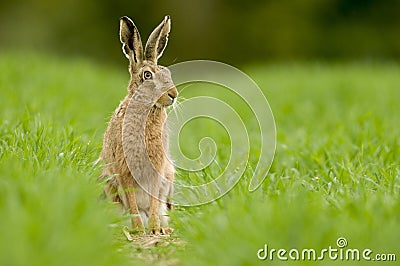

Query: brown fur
[99,16,177,234]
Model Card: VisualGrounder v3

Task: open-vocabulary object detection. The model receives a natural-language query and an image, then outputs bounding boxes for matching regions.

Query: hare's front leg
[157,163,174,235]
[164,162,175,211]
[148,198,161,234]
[148,176,162,234]
[148,166,174,235]
[120,175,145,234]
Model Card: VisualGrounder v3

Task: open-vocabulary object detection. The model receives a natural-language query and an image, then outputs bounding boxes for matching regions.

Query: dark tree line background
[1,0,399,66]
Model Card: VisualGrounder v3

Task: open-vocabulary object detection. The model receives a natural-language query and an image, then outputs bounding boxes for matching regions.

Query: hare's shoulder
[103,95,131,147]
[113,95,132,120]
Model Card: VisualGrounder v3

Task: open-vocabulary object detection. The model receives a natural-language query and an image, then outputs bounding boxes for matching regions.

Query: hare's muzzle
[168,87,178,101]
[158,86,178,107]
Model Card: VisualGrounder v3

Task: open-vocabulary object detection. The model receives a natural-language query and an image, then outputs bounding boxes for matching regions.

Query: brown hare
[99,15,178,234]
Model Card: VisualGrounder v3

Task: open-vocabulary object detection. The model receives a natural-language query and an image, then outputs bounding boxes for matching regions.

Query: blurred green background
[1,0,399,65]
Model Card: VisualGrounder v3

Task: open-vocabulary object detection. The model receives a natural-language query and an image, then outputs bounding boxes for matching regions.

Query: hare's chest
[144,126,166,170]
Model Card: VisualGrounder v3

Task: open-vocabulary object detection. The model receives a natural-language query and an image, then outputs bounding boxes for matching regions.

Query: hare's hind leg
[120,174,145,234]
[104,178,123,204]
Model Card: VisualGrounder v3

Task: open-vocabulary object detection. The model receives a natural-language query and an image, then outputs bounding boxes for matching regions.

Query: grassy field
[0,53,399,266]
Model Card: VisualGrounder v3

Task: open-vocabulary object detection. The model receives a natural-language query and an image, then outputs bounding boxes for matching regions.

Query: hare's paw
[160,227,174,235]
[149,227,173,236]
[131,216,145,235]
[148,215,161,235]
[149,223,174,236]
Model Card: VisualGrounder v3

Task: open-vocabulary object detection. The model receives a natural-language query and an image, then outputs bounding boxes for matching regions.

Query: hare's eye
[143,71,153,80]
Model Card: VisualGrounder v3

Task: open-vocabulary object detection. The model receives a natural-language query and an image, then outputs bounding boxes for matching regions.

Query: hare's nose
[168,93,176,100]
[167,88,178,101]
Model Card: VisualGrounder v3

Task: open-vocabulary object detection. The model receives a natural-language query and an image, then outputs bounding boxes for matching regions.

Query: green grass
[0,52,399,265]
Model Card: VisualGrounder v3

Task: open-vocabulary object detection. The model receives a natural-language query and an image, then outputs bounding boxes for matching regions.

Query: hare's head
[120,16,178,108]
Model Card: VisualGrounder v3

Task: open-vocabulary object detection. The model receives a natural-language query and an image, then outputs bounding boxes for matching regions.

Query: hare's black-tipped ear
[145,16,171,63]
[119,16,143,66]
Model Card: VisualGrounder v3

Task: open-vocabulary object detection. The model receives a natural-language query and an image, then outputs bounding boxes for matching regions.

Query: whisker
[169,94,187,121]
[174,100,185,121]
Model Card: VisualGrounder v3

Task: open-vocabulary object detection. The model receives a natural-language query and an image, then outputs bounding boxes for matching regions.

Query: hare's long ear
[144,16,171,63]
[119,16,143,67]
